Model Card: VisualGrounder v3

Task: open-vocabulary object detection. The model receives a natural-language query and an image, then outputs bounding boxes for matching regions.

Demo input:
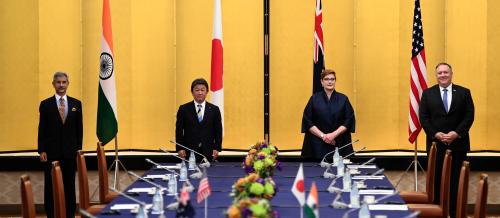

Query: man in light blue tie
[175,78,223,162]
[419,63,475,218]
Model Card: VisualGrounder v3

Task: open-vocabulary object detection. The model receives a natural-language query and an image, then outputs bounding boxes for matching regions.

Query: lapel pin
[72,107,77,111]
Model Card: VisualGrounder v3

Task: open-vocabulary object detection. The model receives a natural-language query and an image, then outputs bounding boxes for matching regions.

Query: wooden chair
[20,175,36,218]
[97,142,118,204]
[408,150,452,218]
[473,174,488,218]
[456,161,470,218]
[401,143,437,204]
[51,161,66,218]
[77,150,106,215]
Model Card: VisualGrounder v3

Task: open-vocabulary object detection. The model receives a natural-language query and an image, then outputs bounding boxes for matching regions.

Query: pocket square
[72,107,77,111]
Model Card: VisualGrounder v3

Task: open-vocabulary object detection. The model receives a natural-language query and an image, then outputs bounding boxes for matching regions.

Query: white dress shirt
[439,84,452,112]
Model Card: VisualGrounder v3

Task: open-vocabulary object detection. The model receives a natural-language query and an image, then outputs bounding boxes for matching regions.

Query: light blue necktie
[442,89,448,113]
[197,104,203,122]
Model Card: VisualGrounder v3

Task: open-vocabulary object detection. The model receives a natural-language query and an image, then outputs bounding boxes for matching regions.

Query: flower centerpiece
[226,198,279,218]
[230,173,276,201]
[243,142,281,178]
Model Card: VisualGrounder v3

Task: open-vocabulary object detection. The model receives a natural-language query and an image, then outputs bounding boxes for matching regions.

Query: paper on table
[359,190,394,195]
[127,187,154,193]
[368,204,408,211]
[343,159,352,164]
[352,175,384,180]
[110,204,138,210]
[347,165,377,169]
[156,165,180,170]
[144,174,168,179]
[110,204,153,210]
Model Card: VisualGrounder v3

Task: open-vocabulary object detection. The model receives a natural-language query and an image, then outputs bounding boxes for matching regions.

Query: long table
[96,162,412,217]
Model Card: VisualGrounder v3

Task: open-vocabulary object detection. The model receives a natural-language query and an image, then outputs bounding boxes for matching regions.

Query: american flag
[196,177,211,203]
[408,0,428,143]
[313,0,325,93]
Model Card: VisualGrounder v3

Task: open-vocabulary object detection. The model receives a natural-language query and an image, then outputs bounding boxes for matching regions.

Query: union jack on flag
[312,0,325,93]
[408,0,428,143]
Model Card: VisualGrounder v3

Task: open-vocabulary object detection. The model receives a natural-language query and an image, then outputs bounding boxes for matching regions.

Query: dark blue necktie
[442,89,448,113]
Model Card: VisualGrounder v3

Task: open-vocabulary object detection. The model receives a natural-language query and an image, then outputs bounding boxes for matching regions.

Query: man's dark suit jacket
[175,101,222,160]
[38,95,83,159]
[419,84,475,151]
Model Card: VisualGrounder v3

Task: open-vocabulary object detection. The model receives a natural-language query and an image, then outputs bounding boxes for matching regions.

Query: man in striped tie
[176,78,223,162]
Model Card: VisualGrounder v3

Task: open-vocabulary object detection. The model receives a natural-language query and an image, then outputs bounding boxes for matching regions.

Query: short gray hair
[53,72,69,82]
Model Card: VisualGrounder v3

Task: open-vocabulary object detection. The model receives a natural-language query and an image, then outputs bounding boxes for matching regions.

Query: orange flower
[227,205,241,218]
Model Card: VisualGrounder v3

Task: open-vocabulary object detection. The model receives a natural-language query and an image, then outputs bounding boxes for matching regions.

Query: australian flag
[313,0,325,93]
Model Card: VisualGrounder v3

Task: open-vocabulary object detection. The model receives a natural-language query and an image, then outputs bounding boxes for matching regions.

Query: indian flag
[97,0,118,145]
[304,182,319,218]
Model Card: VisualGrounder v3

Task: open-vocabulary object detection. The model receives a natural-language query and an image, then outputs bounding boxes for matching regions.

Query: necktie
[197,104,203,122]
[59,98,66,123]
[442,89,448,113]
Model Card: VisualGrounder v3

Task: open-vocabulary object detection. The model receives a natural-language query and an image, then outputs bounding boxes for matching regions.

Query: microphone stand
[145,158,195,192]
[320,139,360,167]
[159,148,203,179]
[169,140,211,168]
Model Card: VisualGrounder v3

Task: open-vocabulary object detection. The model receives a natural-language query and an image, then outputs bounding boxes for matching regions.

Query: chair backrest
[20,175,36,218]
[51,161,66,218]
[439,150,452,218]
[425,142,437,202]
[97,142,109,203]
[474,174,489,218]
[77,150,90,210]
[456,161,470,218]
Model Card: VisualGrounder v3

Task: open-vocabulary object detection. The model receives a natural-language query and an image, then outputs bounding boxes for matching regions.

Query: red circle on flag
[296,180,305,192]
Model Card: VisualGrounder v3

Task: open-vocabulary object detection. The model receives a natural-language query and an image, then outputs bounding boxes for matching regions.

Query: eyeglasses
[323,78,336,81]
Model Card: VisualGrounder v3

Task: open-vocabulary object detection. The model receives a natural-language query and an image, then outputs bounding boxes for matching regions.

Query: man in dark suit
[38,72,82,218]
[176,78,223,162]
[419,63,474,218]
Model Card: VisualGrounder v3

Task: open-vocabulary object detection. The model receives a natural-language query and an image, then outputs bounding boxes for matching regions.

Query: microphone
[372,191,399,203]
[359,157,376,166]
[159,148,203,179]
[128,171,165,190]
[354,168,385,188]
[110,187,147,205]
[169,140,211,168]
[320,139,360,167]
[343,146,366,159]
[145,158,179,175]
[145,158,195,192]
[327,176,343,193]
[340,191,400,218]
[323,165,336,179]
[330,189,348,209]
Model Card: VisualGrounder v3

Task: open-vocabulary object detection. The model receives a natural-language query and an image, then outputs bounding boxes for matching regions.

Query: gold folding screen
[0,0,499,152]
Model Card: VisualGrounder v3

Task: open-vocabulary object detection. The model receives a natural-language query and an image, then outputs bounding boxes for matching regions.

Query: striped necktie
[197,104,203,122]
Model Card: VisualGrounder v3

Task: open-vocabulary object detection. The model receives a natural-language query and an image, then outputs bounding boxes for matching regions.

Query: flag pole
[300,205,303,218]
[108,136,132,190]
[413,139,419,191]
[395,139,425,190]
[205,198,208,218]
